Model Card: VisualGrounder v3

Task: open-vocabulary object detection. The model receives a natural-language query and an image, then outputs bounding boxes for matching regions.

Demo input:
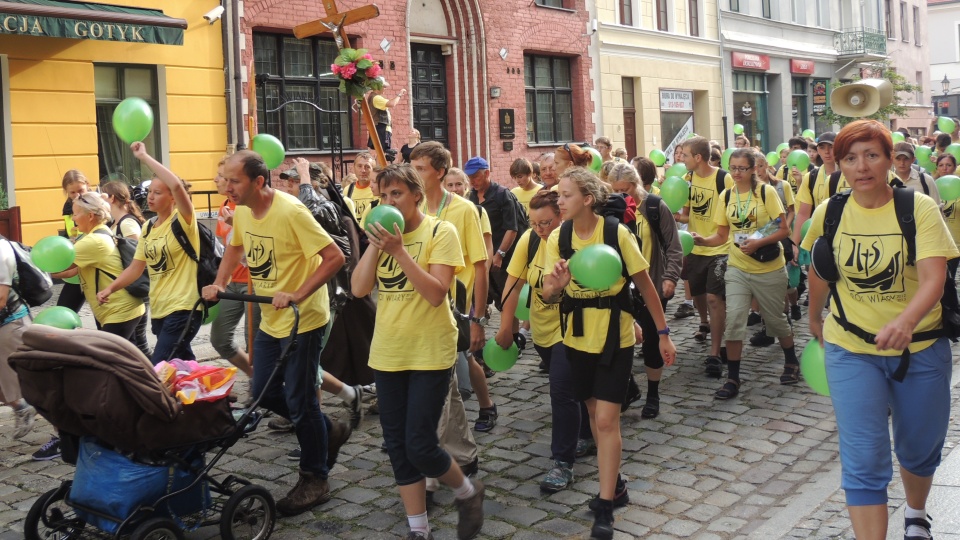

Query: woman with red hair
[554,143,594,176]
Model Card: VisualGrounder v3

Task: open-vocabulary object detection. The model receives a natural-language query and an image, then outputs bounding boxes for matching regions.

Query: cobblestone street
[3,283,960,539]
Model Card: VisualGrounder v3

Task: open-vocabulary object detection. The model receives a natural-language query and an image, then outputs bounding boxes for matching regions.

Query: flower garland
[331,48,384,99]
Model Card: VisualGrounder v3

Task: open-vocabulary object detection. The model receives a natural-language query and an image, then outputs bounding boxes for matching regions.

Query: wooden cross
[294,2,388,167]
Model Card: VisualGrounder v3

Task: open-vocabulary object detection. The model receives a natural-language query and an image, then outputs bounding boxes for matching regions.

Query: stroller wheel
[25,483,86,540]
[130,517,184,540]
[220,484,276,540]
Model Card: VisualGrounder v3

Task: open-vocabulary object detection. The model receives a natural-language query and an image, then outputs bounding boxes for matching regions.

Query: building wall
[240,0,593,181]
[0,0,226,243]
[928,1,960,116]
[885,0,932,133]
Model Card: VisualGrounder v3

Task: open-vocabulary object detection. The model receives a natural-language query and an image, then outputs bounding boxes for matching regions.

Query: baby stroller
[11,294,297,540]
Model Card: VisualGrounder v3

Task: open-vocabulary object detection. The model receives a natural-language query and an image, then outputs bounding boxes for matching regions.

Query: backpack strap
[142,217,156,239]
[919,172,931,195]
[828,171,843,197]
[170,218,200,264]
[715,169,728,195]
[527,231,541,273]
[558,220,574,261]
[808,167,821,200]
[644,194,666,250]
[601,215,628,279]
[892,187,916,266]
[347,182,355,198]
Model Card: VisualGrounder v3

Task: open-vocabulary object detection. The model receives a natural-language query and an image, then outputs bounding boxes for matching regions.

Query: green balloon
[937,175,960,201]
[665,163,688,179]
[588,148,603,173]
[34,306,82,330]
[946,144,960,162]
[112,97,154,144]
[916,145,933,161]
[800,340,829,396]
[687,133,698,139]
[800,219,812,241]
[733,123,744,135]
[766,152,779,167]
[252,133,286,170]
[939,116,956,134]
[891,132,905,143]
[483,338,519,371]
[776,143,790,154]
[920,155,937,174]
[32,235,75,273]
[659,176,690,213]
[569,244,621,290]
[649,149,667,167]
[678,230,694,256]
[787,150,811,171]
[720,148,733,170]
[802,129,816,139]
[365,204,405,235]
[515,283,531,320]
[202,303,220,325]
[63,275,80,285]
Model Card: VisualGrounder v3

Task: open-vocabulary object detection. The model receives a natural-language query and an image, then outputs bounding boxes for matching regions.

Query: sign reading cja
[0,14,174,44]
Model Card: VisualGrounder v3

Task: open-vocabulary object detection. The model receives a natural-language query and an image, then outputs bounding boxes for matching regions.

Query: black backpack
[820,188,960,381]
[685,169,729,199]
[92,229,150,299]
[4,237,53,307]
[143,216,224,309]
[506,189,530,238]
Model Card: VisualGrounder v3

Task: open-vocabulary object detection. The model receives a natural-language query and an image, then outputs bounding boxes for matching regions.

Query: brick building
[239,0,594,181]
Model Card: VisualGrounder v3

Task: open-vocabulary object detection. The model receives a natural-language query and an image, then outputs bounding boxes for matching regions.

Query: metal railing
[834,28,887,57]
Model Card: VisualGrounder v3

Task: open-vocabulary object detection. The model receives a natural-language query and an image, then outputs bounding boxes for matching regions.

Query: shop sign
[731,52,770,71]
[0,13,183,45]
[812,79,829,116]
[664,115,695,166]
[659,90,694,112]
[790,59,815,75]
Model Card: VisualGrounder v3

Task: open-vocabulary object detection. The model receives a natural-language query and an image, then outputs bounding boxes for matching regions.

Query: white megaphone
[830,78,894,118]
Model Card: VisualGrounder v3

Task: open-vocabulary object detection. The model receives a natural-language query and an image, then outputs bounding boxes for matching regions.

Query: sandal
[715,379,740,400]
[704,356,723,378]
[780,364,801,385]
[693,323,710,342]
[640,397,660,419]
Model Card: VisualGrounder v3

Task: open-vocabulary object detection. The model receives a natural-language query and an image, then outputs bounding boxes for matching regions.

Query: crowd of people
[2,116,959,540]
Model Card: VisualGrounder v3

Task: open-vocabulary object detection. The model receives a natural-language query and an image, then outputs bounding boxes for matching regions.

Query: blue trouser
[151,310,201,365]
[826,339,952,506]
[253,325,331,478]
[536,343,587,464]
[375,368,453,486]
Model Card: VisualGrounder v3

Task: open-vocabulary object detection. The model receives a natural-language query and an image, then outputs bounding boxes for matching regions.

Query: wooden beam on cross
[293,2,388,168]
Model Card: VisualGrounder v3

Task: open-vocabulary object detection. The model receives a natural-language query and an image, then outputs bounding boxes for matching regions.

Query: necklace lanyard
[734,187,753,223]
[435,190,449,218]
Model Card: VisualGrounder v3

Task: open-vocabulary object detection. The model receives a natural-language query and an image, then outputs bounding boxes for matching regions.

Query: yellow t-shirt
[479,206,492,237]
[507,230,561,347]
[369,216,464,371]
[372,95,392,133]
[433,194,488,307]
[713,184,787,273]
[685,169,734,256]
[349,183,378,224]
[76,225,145,325]
[801,191,960,355]
[544,215,650,354]
[942,197,960,249]
[647,184,661,196]
[135,211,201,318]
[511,184,542,217]
[230,191,334,338]
[343,196,357,222]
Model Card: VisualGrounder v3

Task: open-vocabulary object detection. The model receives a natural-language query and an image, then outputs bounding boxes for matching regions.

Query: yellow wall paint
[3,0,227,244]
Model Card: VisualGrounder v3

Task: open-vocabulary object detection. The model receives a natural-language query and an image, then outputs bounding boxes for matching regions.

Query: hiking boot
[747,311,762,326]
[13,404,36,440]
[345,385,364,429]
[589,475,629,512]
[589,499,615,540]
[575,438,597,458]
[276,471,330,516]
[454,479,485,540]
[540,461,574,493]
[704,356,723,378]
[474,406,497,432]
[327,420,352,469]
[674,302,696,319]
[32,437,61,461]
[749,326,776,347]
[268,417,295,432]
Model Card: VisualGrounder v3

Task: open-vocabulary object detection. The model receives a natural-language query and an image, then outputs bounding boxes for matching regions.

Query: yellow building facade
[592,0,723,163]
[0,0,227,243]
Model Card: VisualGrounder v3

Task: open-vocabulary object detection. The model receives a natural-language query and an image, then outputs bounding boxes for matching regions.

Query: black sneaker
[790,304,802,321]
[704,356,723,378]
[674,302,696,319]
[589,500,614,540]
[588,475,629,512]
[746,311,761,326]
[749,326,776,347]
[32,437,61,461]
[286,446,301,461]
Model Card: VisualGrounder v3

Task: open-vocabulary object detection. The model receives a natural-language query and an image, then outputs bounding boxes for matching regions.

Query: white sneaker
[14,405,36,440]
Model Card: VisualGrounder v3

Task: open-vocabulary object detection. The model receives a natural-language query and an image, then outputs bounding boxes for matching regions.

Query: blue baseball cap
[463,156,490,175]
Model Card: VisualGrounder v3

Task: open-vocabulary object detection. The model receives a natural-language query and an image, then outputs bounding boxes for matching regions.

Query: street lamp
[943,74,950,96]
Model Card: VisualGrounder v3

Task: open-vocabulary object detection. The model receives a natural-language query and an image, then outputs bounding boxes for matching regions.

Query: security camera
[203,5,224,24]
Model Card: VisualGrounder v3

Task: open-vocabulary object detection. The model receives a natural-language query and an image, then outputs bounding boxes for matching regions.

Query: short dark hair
[937,133,953,149]
[509,158,533,178]
[633,157,657,185]
[683,136,711,161]
[788,137,808,150]
[409,141,452,175]
[230,150,269,185]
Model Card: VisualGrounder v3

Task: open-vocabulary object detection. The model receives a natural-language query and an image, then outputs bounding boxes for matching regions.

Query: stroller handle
[217,292,276,305]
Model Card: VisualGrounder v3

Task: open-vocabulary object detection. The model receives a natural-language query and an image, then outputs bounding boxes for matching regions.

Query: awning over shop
[0,0,186,45]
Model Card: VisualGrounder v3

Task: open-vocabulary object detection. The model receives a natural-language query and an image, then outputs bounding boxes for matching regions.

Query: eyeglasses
[529,218,556,230]
[729,166,752,173]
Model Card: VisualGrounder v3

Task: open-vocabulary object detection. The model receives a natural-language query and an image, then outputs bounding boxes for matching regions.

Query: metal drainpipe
[718,5,729,148]
[222,0,236,150]
[232,0,244,149]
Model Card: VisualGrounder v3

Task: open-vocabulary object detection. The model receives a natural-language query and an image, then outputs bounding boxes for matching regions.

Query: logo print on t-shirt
[728,204,757,230]
[145,240,173,275]
[690,186,714,217]
[839,233,904,295]
[379,241,424,292]
[245,233,277,282]
[945,201,957,221]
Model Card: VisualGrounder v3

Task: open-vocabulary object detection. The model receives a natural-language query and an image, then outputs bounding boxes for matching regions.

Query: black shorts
[685,254,727,297]
[566,346,634,404]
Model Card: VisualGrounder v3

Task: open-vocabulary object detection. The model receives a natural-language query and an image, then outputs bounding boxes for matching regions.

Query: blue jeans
[536,343,583,464]
[253,325,331,477]
[826,339,952,506]
[151,310,201,365]
[375,368,453,486]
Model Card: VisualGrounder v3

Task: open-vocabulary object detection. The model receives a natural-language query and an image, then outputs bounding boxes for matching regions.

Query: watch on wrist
[471,315,489,325]
[657,326,671,336]
[496,249,507,257]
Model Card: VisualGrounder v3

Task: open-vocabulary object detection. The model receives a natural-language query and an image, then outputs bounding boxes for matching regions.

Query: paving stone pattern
[2,283,960,539]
